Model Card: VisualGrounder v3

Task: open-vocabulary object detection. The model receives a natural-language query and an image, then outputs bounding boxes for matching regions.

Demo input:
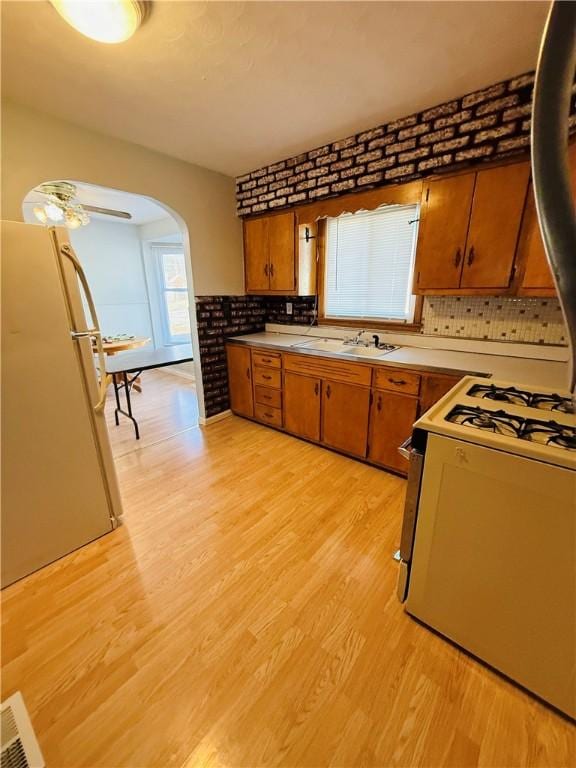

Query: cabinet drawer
[255,385,282,408]
[374,367,420,396]
[253,367,282,389]
[254,403,282,427]
[252,350,282,369]
[284,353,371,387]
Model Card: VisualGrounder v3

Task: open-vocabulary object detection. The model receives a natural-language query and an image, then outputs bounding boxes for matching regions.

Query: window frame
[317,211,423,332]
[154,245,191,346]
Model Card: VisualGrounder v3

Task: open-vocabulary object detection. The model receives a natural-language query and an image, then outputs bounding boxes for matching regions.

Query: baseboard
[199,409,232,425]
[162,367,196,382]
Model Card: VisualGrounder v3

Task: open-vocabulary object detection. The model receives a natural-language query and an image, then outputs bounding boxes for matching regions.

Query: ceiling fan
[33,181,132,229]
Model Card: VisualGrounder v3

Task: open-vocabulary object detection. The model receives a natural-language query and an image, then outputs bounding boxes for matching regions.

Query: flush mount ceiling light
[33,182,90,229]
[48,1,148,44]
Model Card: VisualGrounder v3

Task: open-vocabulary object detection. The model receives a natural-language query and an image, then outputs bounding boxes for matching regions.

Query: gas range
[415,376,576,469]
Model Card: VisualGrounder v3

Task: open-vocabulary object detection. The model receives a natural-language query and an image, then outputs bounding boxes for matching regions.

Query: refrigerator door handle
[59,244,108,412]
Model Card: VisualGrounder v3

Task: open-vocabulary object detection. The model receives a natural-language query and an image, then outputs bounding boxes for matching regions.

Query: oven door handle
[398,436,413,460]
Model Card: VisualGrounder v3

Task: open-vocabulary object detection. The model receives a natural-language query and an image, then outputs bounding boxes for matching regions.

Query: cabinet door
[419,373,462,415]
[321,381,370,458]
[268,212,296,292]
[284,372,321,441]
[368,391,418,473]
[226,345,254,418]
[244,217,269,292]
[414,174,475,291]
[461,162,530,289]
[518,144,576,295]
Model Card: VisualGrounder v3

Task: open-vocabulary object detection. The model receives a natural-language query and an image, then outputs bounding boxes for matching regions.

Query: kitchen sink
[294,338,398,358]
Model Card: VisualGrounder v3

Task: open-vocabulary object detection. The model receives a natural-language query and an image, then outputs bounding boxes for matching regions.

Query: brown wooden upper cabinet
[517,143,576,296]
[415,161,530,294]
[244,212,317,295]
[244,212,295,293]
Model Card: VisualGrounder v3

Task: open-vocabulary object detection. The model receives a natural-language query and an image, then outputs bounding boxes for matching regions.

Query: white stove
[397,376,576,717]
[414,376,576,470]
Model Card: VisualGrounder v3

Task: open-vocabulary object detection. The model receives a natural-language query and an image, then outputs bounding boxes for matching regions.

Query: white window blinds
[324,204,419,322]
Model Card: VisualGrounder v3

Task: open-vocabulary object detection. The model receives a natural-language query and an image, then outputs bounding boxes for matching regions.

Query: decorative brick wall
[196,296,265,417]
[236,71,576,216]
[262,296,317,326]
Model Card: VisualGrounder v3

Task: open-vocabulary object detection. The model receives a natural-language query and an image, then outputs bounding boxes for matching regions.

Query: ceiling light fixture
[48,1,148,44]
[33,182,91,229]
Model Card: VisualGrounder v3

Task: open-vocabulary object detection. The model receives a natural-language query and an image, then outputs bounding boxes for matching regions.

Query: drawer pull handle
[314,382,319,396]
[265,411,274,418]
[454,248,462,268]
[388,378,407,386]
[467,246,475,266]
[326,384,331,399]
[261,358,272,363]
[262,374,272,380]
[246,367,251,380]
[270,263,275,277]
[263,394,272,400]
[377,395,382,412]
[264,264,269,277]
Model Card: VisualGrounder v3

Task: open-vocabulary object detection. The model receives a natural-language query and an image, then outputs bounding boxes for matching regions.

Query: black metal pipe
[531,0,576,395]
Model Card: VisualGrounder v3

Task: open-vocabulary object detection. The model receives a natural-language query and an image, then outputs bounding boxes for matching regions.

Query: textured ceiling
[2,1,549,177]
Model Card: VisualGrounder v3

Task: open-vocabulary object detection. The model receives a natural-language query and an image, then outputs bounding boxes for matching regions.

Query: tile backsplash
[422,296,567,345]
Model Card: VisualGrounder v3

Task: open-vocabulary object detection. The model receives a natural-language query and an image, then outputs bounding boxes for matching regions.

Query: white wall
[69,218,155,344]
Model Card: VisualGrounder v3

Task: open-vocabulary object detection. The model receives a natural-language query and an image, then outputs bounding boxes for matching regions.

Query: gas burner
[530,393,575,414]
[467,384,531,407]
[446,405,523,438]
[522,419,576,451]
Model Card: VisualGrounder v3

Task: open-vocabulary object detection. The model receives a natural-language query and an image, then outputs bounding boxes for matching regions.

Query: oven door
[396,431,425,602]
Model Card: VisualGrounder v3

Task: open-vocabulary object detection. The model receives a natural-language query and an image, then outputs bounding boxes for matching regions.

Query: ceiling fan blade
[83,205,132,220]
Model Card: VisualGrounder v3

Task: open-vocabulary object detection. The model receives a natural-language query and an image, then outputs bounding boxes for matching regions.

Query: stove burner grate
[522,419,576,451]
[446,405,523,437]
[467,384,531,407]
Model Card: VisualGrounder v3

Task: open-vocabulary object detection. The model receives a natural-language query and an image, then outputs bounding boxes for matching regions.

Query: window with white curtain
[151,245,191,344]
[324,204,419,323]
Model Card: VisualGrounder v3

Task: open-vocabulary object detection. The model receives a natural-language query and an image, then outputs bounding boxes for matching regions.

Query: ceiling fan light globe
[44,202,65,222]
[33,206,48,224]
[49,1,145,44]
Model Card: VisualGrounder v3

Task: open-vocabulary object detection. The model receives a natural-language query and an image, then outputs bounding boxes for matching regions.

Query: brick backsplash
[422,296,567,345]
[196,295,317,417]
[196,296,265,417]
[262,296,317,326]
[235,71,576,216]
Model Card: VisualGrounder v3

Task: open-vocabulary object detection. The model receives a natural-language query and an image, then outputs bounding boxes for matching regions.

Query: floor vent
[1,693,44,768]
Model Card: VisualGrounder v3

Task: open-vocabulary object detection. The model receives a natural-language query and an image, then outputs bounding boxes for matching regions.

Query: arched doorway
[22,180,203,456]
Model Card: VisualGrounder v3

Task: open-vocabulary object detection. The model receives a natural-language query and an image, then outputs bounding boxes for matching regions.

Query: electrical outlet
[286,302,293,315]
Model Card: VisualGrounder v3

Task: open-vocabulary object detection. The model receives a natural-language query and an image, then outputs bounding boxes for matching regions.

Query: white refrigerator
[1,221,123,588]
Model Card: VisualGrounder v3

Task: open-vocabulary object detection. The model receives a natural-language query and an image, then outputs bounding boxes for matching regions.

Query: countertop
[227,331,570,392]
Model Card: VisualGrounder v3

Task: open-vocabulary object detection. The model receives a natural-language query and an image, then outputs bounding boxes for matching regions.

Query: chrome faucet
[343,329,369,346]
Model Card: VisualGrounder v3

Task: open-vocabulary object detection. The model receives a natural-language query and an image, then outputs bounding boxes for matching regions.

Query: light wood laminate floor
[1,409,574,767]
[105,369,198,458]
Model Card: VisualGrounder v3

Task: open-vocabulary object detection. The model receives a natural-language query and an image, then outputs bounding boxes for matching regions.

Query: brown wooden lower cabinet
[284,372,321,441]
[321,380,371,458]
[419,373,462,414]
[368,391,418,473]
[226,345,253,418]
[226,343,464,476]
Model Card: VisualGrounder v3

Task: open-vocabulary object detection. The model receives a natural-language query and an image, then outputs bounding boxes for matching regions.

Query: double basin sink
[293,338,399,359]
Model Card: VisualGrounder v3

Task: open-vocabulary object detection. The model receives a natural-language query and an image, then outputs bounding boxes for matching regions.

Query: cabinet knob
[467,246,475,266]
[454,248,462,268]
